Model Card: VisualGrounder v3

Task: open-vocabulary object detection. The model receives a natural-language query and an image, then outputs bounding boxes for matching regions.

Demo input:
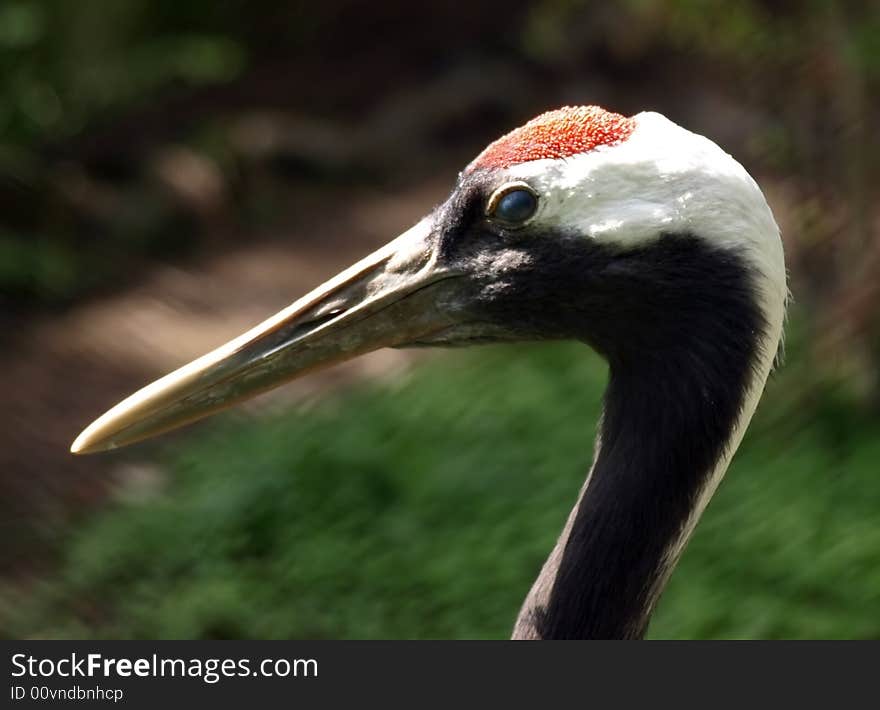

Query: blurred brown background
[2,1,878,639]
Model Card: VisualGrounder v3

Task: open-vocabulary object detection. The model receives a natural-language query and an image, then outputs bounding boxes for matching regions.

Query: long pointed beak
[71,218,459,454]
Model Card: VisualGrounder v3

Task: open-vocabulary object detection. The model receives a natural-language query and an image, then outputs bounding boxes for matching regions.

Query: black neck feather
[532,236,766,639]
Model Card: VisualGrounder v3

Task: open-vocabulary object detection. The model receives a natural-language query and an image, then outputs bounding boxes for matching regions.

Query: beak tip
[69,435,91,455]
[70,426,113,455]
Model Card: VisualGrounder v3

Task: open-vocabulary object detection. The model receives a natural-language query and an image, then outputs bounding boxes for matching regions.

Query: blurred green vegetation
[0,1,246,147]
[0,0,324,305]
[5,312,878,639]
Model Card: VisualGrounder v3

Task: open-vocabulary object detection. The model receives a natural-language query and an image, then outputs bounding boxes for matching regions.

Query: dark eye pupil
[494,189,537,222]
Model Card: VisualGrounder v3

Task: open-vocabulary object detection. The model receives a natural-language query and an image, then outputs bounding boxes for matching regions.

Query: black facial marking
[430,175,768,638]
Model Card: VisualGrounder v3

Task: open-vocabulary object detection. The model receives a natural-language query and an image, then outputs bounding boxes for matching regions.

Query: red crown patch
[469,106,635,171]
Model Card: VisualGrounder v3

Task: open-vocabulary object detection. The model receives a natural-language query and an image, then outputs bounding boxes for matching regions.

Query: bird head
[72,106,786,454]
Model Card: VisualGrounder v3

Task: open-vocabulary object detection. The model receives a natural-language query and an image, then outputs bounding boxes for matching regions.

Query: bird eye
[487,184,538,225]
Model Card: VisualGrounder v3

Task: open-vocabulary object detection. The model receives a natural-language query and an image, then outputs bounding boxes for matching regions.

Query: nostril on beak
[289,307,348,340]
[248,308,350,362]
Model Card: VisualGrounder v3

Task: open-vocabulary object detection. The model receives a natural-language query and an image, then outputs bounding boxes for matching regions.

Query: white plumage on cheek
[508,115,781,268]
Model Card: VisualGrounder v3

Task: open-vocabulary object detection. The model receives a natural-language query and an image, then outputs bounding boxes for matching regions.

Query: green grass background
[5,317,879,639]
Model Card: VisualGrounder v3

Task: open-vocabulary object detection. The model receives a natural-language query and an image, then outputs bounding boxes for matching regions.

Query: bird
[71,105,787,639]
